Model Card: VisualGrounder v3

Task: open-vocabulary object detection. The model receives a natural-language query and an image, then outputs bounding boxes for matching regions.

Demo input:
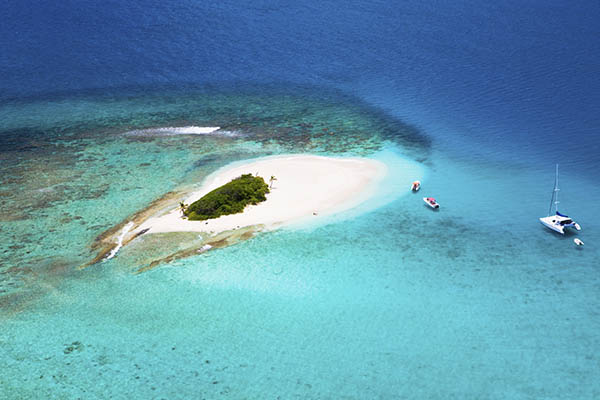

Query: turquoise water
[3,0,600,396]
[2,88,599,398]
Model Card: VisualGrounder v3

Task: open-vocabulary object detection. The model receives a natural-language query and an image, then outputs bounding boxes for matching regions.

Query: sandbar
[133,154,388,236]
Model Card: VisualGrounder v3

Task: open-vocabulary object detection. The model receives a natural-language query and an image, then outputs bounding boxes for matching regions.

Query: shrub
[185,174,270,220]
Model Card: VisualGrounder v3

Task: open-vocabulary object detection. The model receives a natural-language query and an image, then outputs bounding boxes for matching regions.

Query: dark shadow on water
[0,81,432,160]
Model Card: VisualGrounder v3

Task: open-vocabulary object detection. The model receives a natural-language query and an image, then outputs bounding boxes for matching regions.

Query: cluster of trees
[180,174,272,221]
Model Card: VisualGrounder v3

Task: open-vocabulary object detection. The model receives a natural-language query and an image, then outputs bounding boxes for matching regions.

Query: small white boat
[411,180,421,192]
[423,197,439,209]
[574,238,584,246]
[539,164,581,234]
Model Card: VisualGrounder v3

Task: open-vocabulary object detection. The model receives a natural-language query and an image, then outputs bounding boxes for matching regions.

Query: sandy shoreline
[133,154,388,236]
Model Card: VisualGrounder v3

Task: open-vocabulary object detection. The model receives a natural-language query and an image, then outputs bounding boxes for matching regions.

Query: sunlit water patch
[1,160,598,397]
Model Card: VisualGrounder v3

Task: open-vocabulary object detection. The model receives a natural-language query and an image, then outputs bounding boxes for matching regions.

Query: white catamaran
[539,164,581,234]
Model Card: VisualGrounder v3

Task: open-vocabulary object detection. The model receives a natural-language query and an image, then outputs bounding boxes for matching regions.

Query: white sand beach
[133,154,388,235]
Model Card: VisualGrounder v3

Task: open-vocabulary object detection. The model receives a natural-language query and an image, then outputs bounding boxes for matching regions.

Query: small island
[184,174,270,220]
[85,154,421,268]
[131,154,389,236]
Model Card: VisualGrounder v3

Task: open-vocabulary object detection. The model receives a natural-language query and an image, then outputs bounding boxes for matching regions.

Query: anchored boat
[423,197,439,209]
[539,164,581,234]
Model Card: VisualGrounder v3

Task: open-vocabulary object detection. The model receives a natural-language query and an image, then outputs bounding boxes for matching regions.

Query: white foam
[166,126,221,135]
[104,221,134,261]
[124,126,227,136]
[198,244,213,253]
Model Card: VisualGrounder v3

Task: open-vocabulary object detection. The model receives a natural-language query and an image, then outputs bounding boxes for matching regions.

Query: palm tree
[179,201,188,216]
[269,175,277,189]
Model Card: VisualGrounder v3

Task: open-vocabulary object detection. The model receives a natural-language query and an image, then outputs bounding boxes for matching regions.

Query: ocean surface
[1,1,599,398]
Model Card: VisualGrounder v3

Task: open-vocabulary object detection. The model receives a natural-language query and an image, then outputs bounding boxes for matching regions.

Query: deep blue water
[2,0,599,169]
[1,1,600,398]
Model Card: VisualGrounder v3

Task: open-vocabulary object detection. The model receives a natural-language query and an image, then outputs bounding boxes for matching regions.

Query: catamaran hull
[539,216,581,235]
[539,218,565,234]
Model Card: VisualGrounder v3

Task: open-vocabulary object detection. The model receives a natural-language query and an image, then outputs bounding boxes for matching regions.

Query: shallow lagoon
[1,88,599,398]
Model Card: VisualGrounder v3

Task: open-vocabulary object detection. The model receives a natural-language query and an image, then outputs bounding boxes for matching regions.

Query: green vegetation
[184,174,270,221]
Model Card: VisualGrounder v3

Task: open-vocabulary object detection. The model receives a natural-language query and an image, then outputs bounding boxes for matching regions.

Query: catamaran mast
[548,164,560,216]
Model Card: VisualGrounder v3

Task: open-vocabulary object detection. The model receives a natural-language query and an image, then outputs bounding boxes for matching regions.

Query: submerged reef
[0,84,431,309]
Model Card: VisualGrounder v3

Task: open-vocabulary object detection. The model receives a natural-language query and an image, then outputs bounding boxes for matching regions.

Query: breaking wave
[124,126,239,137]
[104,221,134,261]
